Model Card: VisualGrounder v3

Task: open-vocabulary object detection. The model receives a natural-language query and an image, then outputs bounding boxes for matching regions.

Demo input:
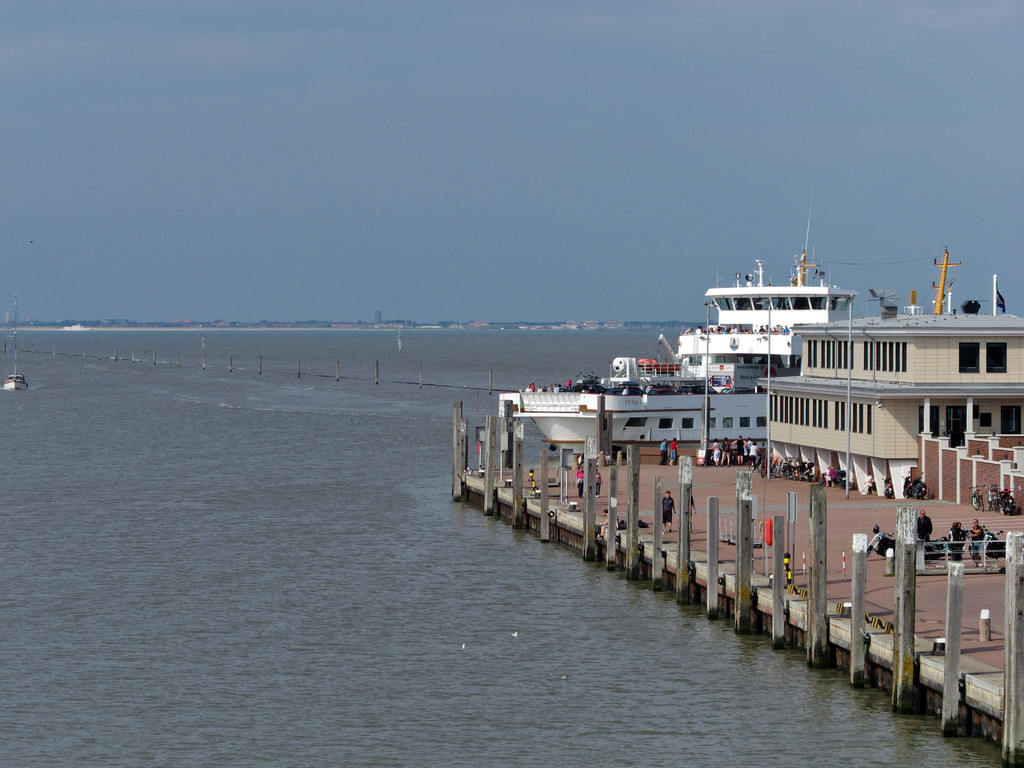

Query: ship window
[959,342,980,373]
[792,296,810,310]
[709,417,717,429]
[721,417,734,429]
[809,296,825,309]
[734,297,753,310]
[752,296,770,310]
[715,298,732,310]
[830,296,850,311]
[987,342,1007,373]
[756,416,767,428]
[658,418,673,429]
[681,418,694,429]
[624,417,647,427]
[771,297,789,310]
[740,416,750,428]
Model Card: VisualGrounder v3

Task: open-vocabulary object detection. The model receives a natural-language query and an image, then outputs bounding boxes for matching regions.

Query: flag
[998,290,1006,313]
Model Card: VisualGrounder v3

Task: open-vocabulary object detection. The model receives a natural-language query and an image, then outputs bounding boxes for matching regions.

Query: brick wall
[966,439,989,459]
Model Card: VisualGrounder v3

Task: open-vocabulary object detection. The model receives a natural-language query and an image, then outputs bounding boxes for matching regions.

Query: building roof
[797,312,1024,336]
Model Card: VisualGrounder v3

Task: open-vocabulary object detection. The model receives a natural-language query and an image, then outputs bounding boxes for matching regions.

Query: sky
[0,1,1021,324]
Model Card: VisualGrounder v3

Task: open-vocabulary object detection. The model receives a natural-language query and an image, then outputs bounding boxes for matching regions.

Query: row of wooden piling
[452,400,1024,764]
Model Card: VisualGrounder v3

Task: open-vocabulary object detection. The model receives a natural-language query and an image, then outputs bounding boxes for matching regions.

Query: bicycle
[971,485,984,511]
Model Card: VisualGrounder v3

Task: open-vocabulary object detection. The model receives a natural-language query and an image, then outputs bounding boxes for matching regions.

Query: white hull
[4,374,27,390]
[501,390,764,449]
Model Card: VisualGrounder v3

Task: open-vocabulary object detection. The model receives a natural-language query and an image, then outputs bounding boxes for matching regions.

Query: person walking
[662,491,676,534]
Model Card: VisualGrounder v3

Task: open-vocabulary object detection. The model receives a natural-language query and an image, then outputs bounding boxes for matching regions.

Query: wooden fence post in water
[583,437,598,561]
[652,475,664,590]
[1003,532,1024,766]
[772,513,786,648]
[707,497,720,620]
[483,415,496,516]
[676,456,692,604]
[375,360,379,385]
[893,505,918,713]
[606,466,618,570]
[807,485,828,667]
[735,470,753,633]
[942,561,964,736]
[336,360,339,381]
[539,448,550,542]
[452,402,465,501]
[851,533,867,686]
[511,421,525,530]
[152,350,156,365]
[625,445,640,580]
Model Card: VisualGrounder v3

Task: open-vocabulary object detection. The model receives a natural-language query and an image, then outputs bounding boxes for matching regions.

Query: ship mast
[932,247,961,315]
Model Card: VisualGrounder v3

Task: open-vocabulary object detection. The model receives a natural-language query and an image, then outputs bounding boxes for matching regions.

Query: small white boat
[4,295,27,390]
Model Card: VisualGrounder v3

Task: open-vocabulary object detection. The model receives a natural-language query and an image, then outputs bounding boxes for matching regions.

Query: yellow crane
[932,247,960,314]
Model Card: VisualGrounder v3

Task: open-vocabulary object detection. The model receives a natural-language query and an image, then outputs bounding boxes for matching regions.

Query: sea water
[0,330,997,766]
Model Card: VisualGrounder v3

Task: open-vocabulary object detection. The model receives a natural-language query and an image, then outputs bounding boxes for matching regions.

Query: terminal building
[767,300,1024,503]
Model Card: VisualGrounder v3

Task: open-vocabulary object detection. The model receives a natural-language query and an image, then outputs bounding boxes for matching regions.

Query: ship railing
[517,392,585,413]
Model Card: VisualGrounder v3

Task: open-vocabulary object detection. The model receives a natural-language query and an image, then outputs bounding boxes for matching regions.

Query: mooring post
[625,445,640,580]
[452,402,465,501]
[539,448,550,542]
[259,355,263,375]
[772,513,786,648]
[375,360,379,385]
[606,466,618,570]
[152,349,156,365]
[942,561,964,736]
[981,609,992,641]
[893,505,918,713]
[335,360,339,381]
[483,415,496,515]
[851,532,867,686]
[176,351,180,367]
[707,497,720,619]
[298,359,301,378]
[735,470,753,633]
[488,369,493,395]
[652,475,664,590]
[807,485,828,667]
[583,437,598,561]
[676,456,693,604]
[511,421,525,529]
[229,356,233,372]
[1003,532,1024,766]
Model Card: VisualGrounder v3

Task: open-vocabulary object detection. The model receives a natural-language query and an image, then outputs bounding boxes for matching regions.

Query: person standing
[595,470,602,497]
[662,491,676,534]
[969,518,985,563]
[916,508,933,541]
[576,466,585,498]
[712,439,721,467]
[669,439,678,465]
[660,439,668,465]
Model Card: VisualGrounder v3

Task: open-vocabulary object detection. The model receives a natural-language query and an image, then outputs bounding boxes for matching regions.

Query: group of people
[918,509,991,564]
[659,439,678,465]
[708,437,760,468]
[525,382,571,392]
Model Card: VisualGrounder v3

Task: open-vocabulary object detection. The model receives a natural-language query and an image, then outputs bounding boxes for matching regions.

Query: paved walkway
[586,461,1023,669]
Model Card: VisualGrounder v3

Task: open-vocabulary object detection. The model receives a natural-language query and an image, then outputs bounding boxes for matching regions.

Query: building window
[901,342,908,372]
[681,418,694,429]
[1001,406,1021,435]
[987,342,1007,373]
[959,342,980,373]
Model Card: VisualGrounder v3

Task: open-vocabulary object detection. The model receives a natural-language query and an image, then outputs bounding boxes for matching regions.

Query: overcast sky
[1,1,1020,323]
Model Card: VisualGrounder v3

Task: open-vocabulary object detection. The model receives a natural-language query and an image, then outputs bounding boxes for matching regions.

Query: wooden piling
[488,369,492,395]
[677,456,693,604]
[893,506,918,713]
[606,466,618,570]
[419,364,423,389]
[1004,532,1024,766]
[452,402,466,501]
[298,359,301,378]
[176,351,180,367]
[625,445,640,580]
[772,513,785,648]
[851,532,867,686]
[652,475,664,590]
[583,437,598,561]
[375,360,379,385]
[335,360,339,381]
[807,485,828,667]
[483,415,496,516]
[152,350,156,365]
[942,561,964,736]
[735,470,753,633]
[707,497,720,620]
[511,421,525,529]
[230,356,233,372]
[539,448,550,542]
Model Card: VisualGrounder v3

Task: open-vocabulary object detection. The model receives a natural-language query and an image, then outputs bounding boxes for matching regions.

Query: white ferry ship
[499,255,855,454]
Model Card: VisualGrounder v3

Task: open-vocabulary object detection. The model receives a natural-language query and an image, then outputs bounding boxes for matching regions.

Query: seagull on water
[559,674,569,681]
[511,631,518,638]
[461,642,466,649]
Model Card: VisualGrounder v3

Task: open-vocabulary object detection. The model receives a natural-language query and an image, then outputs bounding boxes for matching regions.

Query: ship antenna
[804,184,814,256]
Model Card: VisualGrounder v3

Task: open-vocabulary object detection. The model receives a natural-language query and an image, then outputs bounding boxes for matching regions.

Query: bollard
[885,548,895,576]
[980,608,991,642]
